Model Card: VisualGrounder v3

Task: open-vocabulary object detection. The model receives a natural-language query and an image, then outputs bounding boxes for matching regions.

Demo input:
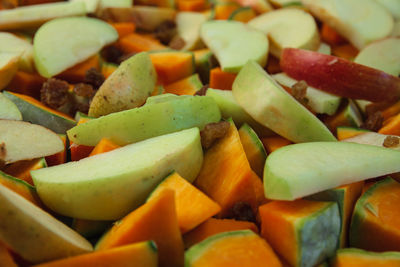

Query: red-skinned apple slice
[280,48,400,102]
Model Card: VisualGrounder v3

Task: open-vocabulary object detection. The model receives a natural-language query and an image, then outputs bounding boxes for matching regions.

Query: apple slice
[247,8,319,58]
[342,132,400,151]
[281,48,400,102]
[32,127,203,220]
[88,52,157,117]
[0,53,19,91]
[301,0,393,49]
[264,141,400,200]
[176,12,207,51]
[0,184,93,264]
[392,20,400,37]
[0,93,22,121]
[375,0,400,20]
[232,60,336,143]
[33,16,118,78]
[0,1,86,30]
[354,38,400,77]
[0,32,34,72]
[71,0,100,13]
[0,120,64,164]
[200,20,269,73]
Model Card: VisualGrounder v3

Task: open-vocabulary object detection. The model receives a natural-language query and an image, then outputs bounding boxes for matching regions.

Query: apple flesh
[0,53,19,91]
[32,128,203,220]
[176,12,207,51]
[33,16,118,78]
[280,48,400,102]
[342,132,400,151]
[0,93,22,121]
[0,32,34,72]
[264,141,400,200]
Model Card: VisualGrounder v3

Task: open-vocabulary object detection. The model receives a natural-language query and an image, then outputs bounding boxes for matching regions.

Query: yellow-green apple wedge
[355,38,400,77]
[0,120,64,164]
[0,93,22,121]
[0,1,86,30]
[302,0,393,49]
[71,0,100,13]
[374,0,400,20]
[264,142,400,200]
[68,95,221,146]
[248,8,320,58]
[33,16,118,78]
[0,53,19,91]
[280,48,400,102]
[200,20,269,73]
[89,52,157,117]
[32,128,203,220]
[232,60,335,143]
[176,12,207,51]
[392,21,400,37]
[0,32,34,72]
[0,184,92,264]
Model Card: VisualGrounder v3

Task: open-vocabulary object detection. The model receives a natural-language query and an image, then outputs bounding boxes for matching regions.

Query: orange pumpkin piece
[194,121,260,217]
[183,218,258,249]
[164,74,203,95]
[350,177,400,252]
[110,22,136,38]
[177,0,208,11]
[95,189,184,267]
[209,67,237,90]
[57,55,101,83]
[336,126,370,141]
[101,62,118,78]
[185,230,282,267]
[118,33,166,54]
[381,101,400,121]
[332,44,359,61]
[7,71,45,99]
[321,23,346,46]
[147,172,221,233]
[261,136,291,153]
[89,138,120,157]
[332,248,400,267]
[3,158,47,185]
[0,242,17,267]
[214,2,241,20]
[379,113,400,136]
[45,134,67,166]
[33,241,158,267]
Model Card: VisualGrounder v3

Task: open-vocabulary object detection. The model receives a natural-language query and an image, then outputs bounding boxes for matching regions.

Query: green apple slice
[272,72,341,115]
[302,0,394,49]
[200,20,269,73]
[89,52,157,117]
[375,0,400,20]
[0,32,34,72]
[264,142,400,200]
[71,0,100,13]
[0,184,93,264]
[176,12,207,51]
[0,1,86,31]
[392,20,400,37]
[33,16,118,78]
[0,93,22,121]
[248,8,320,58]
[0,120,64,164]
[355,38,400,77]
[0,53,19,91]
[32,127,203,220]
[232,61,336,143]
[68,95,221,146]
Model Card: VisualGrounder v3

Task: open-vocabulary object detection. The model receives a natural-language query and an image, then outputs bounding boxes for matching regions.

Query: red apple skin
[280,48,400,102]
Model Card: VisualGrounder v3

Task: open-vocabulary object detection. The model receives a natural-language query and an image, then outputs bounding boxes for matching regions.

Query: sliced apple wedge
[232,60,335,143]
[0,93,22,121]
[281,48,400,102]
[248,8,319,58]
[0,184,93,264]
[0,1,86,30]
[264,142,400,200]
[71,0,100,13]
[375,0,400,20]
[176,12,207,51]
[0,120,64,164]
[0,53,19,91]
[0,32,34,72]
[32,128,203,220]
[33,16,118,78]
[355,38,400,77]
[200,20,269,73]
[302,0,394,49]
[392,20,400,37]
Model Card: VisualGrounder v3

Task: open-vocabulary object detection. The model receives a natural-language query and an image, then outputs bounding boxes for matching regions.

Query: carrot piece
[164,74,203,95]
[194,121,259,217]
[261,136,292,153]
[183,218,258,249]
[45,134,67,166]
[332,44,359,61]
[7,71,46,99]
[96,189,184,267]
[148,172,221,233]
[57,55,101,84]
[89,138,120,157]
[3,158,46,186]
[214,3,241,20]
[321,23,346,46]
[177,0,208,11]
[110,22,136,38]
[0,242,17,267]
[209,67,237,90]
[33,241,158,267]
[378,113,400,136]
[118,33,167,54]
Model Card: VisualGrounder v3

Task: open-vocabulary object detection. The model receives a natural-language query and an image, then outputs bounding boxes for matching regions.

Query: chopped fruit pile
[0,0,400,266]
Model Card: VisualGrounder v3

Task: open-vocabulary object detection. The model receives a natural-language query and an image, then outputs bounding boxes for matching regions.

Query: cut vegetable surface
[0,92,22,121]
[332,248,400,267]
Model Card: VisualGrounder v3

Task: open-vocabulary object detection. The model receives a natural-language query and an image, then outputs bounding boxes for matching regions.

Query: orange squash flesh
[331,44,359,61]
[7,71,45,99]
[110,22,136,38]
[89,138,120,157]
[214,3,241,20]
[183,218,258,249]
[96,189,184,267]
[45,134,67,166]
[381,101,400,121]
[101,63,118,78]
[320,23,346,46]
[57,55,101,83]
[194,121,259,217]
[261,136,292,153]
[177,0,208,11]
[0,242,17,267]
[118,33,167,54]
[33,241,158,267]
[164,74,203,95]
[336,127,370,141]
[332,248,400,267]
[209,67,237,90]
[148,172,221,234]
[379,113,400,135]
[3,158,46,185]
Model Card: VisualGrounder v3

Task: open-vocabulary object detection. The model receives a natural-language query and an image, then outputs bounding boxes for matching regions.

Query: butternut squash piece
[164,74,203,95]
[331,44,359,61]
[118,33,166,54]
[336,126,370,141]
[350,177,400,252]
[6,71,45,99]
[332,248,400,267]
[228,7,256,23]
[261,136,291,153]
[185,230,282,267]
[57,55,101,83]
[259,199,340,267]
[183,218,258,249]
[110,22,136,38]
[379,113,400,135]
[89,138,120,157]
[381,101,400,121]
[3,157,47,185]
[209,67,237,90]
[96,189,184,267]
[34,241,158,267]
[178,0,208,11]
[321,23,346,46]
[0,241,17,267]
[214,2,241,20]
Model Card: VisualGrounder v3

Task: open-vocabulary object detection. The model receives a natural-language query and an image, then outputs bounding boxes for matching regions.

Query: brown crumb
[227,202,256,223]
[200,121,230,149]
[74,83,95,98]
[154,20,177,45]
[291,80,308,104]
[194,84,209,96]
[169,36,186,50]
[0,142,6,161]
[40,78,69,109]
[383,136,400,148]
[362,111,384,132]
[84,68,105,89]
[101,45,123,65]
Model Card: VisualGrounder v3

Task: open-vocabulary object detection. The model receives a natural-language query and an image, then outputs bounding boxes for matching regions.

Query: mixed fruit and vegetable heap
[0,0,399,266]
